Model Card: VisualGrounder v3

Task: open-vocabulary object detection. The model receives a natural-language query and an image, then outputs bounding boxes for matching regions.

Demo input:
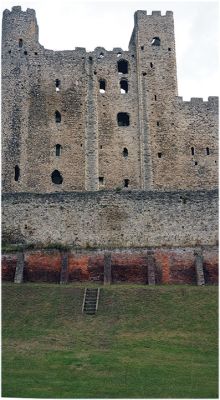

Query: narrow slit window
[55,144,62,156]
[19,38,23,48]
[124,179,129,188]
[55,110,61,123]
[123,148,128,158]
[99,80,106,93]
[120,79,128,94]
[157,121,160,127]
[206,147,210,155]
[141,46,144,50]
[150,62,153,68]
[151,37,161,46]
[99,176,104,185]
[117,112,130,126]
[117,59,128,74]
[51,170,63,184]
[154,95,157,101]
[191,147,195,156]
[55,79,60,92]
[14,165,20,181]
[158,152,162,158]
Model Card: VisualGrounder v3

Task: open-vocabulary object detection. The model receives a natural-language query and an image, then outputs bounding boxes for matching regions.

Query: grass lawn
[2,283,218,398]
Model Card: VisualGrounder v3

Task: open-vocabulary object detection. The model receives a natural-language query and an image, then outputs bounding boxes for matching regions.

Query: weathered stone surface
[2,247,218,285]
[1,7,218,193]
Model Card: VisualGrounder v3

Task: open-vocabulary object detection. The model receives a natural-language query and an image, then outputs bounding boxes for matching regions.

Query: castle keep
[2,7,218,285]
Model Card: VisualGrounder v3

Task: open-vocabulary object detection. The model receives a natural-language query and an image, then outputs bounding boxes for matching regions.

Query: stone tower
[2,6,218,193]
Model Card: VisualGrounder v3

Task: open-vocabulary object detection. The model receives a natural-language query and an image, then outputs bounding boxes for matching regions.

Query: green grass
[2,283,218,398]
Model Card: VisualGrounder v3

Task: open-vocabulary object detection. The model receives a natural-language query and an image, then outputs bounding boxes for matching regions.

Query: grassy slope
[2,283,218,398]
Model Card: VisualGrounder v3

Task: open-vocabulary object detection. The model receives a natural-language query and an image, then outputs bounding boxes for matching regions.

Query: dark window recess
[191,147,195,156]
[158,152,162,158]
[99,176,104,185]
[100,145,102,149]
[150,62,153,68]
[120,79,128,94]
[99,80,106,93]
[154,95,157,101]
[195,161,198,166]
[19,38,23,48]
[24,51,27,55]
[157,121,160,126]
[151,37,161,46]
[89,56,93,61]
[14,165,20,181]
[124,179,130,187]
[206,147,210,155]
[168,47,171,51]
[118,59,128,74]
[8,50,11,54]
[55,144,62,156]
[117,112,130,126]
[142,72,146,76]
[123,148,128,158]
[51,170,63,184]
[99,52,104,58]
[141,45,144,50]
[55,110,61,123]
[94,71,97,75]
[34,52,38,55]
[55,79,60,91]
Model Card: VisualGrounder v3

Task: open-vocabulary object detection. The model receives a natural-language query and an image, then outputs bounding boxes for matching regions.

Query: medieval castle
[2,6,218,284]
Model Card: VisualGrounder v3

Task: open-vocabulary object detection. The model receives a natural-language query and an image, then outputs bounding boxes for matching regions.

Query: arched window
[99,80,106,93]
[151,37,161,46]
[117,59,128,74]
[55,110,61,123]
[123,148,128,158]
[120,79,128,94]
[55,144,62,156]
[19,38,23,48]
[117,113,130,126]
[55,79,60,92]
[14,165,20,181]
[51,170,63,184]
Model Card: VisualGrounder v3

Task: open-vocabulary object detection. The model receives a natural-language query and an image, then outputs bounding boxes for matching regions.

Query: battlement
[175,96,219,106]
[3,5,36,17]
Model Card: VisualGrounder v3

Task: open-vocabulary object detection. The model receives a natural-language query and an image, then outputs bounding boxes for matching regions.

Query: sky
[0,0,219,100]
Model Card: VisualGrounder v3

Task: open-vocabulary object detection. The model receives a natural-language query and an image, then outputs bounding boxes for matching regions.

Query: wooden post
[194,249,205,286]
[104,252,112,285]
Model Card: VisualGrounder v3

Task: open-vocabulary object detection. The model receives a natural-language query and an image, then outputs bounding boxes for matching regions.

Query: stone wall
[2,190,218,248]
[2,7,218,193]
[2,246,218,285]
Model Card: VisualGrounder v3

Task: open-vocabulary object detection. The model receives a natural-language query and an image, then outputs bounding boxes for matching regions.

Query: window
[191,147,195,156]
[117,60,128,74]
[168,47,171,51]
[142,72,146,76]
[151,37,161,46]
[141,46,144,50]
[117,112,130,126]
[99,52,104,58]
[51,170,63,184]
[55,110,61,123]
[99,80,106,93]
[99,177,104,185]
[117,52,122,57]
[158,152,162,158]
[14,165,20,181]
[55,144,62,156]
[24,51,27,55]
[150,62,153,68]
[55,79,60,92]
[120,79,128,94]
[206,147,210,155]
[124,179,129,187]
[123,148,128,158]
[154,95,157,101]
[157,121,160,126]
[19,39,23,48]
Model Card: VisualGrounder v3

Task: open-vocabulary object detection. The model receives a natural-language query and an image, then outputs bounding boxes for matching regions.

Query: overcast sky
[1,0,219,100]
